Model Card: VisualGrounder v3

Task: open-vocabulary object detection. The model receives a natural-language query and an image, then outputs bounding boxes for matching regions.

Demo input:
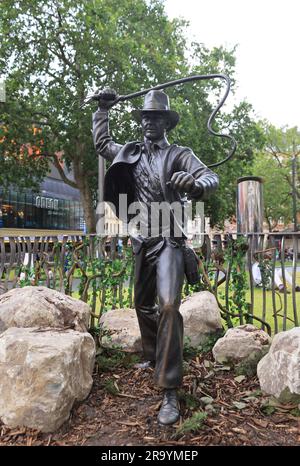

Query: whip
[80,74,237,168]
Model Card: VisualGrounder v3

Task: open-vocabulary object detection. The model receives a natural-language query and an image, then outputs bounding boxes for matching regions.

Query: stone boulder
[0,286,90,333]
[100,291,223,351]
[0,327,95,432]
[257,327,300,403]
[100,308,142,352]
[213,324,271,372]
[180,291,223,346]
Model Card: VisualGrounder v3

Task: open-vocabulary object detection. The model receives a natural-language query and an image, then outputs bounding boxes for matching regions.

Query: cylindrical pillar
[0,80,5,103]
[237,176,264,234]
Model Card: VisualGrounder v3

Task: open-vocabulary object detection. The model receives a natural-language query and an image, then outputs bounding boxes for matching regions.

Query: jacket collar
[131,136,170,155]
[143,135,170,150]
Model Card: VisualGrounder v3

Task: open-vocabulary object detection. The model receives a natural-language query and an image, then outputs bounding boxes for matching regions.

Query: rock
[0,327,95,432]
[0,286,90,333]
[180,291,223,346]
[212,324,271,373]
[100,308,142,352]
[100,291,223,352]
[257,327,300,403]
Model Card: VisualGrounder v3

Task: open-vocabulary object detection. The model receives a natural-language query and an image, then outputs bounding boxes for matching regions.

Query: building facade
[0,163,85,231]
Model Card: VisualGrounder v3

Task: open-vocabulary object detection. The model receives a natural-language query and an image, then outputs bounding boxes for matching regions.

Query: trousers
[134,238,185,388]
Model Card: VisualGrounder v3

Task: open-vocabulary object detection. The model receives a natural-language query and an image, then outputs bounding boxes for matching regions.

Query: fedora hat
[132,90,179,131]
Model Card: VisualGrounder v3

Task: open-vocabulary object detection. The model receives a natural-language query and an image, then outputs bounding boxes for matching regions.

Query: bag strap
[141,144,160,187]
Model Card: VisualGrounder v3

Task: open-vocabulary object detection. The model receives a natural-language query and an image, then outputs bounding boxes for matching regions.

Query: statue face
[141,112,169,141]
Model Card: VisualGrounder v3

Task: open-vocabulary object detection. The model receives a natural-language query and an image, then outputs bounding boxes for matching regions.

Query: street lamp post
[97,154,105,253]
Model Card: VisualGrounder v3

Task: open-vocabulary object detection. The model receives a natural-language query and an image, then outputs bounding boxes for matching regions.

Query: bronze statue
[93,88,219,425]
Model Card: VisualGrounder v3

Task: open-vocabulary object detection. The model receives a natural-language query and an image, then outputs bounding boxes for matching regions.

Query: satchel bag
[182,245,200,285]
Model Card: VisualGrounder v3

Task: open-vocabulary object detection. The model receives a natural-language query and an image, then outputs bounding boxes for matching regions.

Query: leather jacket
[93,109,219,222]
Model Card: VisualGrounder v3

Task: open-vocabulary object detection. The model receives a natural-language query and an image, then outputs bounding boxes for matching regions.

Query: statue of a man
[93,89,219,425]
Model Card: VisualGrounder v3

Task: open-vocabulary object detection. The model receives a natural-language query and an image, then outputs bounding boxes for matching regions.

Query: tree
[0,118,49,192]
[252,152,292,231]
[260,124,300,230]
[0,0,264,231]
[0,0,188,232]
[202,99,265,227]
[166,42,266,226]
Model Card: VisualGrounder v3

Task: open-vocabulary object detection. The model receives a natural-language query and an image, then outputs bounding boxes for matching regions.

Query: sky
[164,0,300,129]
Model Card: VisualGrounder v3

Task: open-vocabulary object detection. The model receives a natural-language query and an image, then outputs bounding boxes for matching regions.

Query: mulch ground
[0,351,299,446]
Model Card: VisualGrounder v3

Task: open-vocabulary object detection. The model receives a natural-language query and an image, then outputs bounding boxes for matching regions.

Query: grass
[274,261,295,268]
[102,378,120,396]
[245,285,300,332]
[175,411,208,437]
[218,271,300,334]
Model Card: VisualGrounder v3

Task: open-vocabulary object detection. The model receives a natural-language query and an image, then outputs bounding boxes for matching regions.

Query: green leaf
[200,396,214,405]
[234,375,246,383]
[232,401,247,410]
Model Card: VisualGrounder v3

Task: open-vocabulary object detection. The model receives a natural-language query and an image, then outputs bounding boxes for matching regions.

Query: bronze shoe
[157,389,180,425]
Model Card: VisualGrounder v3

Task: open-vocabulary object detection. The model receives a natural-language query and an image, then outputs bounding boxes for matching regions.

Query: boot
[157,389,180,425]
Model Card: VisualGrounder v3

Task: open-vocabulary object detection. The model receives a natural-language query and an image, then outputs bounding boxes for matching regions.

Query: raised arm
[92,88,123,162]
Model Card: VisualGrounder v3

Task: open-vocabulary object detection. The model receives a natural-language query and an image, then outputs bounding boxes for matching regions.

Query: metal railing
[204,232,300,335]
[0,232,299,335]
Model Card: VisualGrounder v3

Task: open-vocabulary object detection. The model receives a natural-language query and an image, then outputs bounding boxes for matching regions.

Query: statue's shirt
[132,141,170,237]
[133,143,164,204]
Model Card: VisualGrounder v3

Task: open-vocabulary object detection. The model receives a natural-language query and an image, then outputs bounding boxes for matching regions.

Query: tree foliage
[0,0,264,230]
[252,124,300,230]
[252,152,292,231]
[0,0,188,230]
[0,120,49,191]
[264,124,300,198]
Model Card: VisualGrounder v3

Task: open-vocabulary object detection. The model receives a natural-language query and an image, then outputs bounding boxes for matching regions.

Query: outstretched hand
[169,171,196,193]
